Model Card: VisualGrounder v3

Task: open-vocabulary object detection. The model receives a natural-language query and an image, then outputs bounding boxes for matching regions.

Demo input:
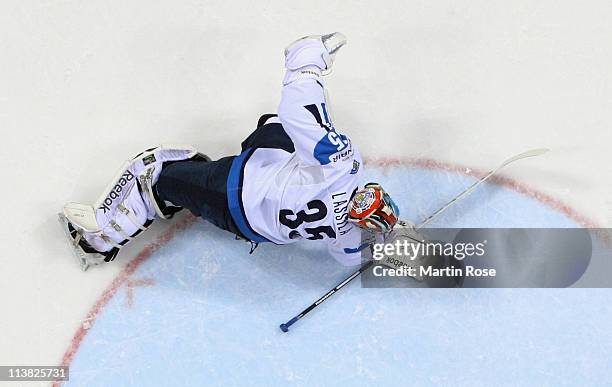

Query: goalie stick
[279,148,549,332]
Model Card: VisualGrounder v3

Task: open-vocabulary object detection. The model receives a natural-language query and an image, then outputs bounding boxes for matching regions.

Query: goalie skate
[58,144,202,270]
[58,213,113,271]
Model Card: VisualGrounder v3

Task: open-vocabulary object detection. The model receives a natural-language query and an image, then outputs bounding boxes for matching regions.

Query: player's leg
[59,145,205,270]
[155,156,243,237]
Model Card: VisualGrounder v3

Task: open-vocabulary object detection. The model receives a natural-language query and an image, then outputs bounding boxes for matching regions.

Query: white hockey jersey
[226,79,366,266]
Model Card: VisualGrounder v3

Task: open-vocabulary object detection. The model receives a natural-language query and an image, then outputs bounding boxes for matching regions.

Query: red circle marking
[52,158,600,387]
[52,214,197,387]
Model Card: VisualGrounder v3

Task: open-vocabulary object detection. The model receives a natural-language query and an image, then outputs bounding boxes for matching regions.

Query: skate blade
[57,213,101,271]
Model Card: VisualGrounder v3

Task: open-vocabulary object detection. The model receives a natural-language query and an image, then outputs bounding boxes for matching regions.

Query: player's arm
[278,33,350,167]
[327,226,380,266]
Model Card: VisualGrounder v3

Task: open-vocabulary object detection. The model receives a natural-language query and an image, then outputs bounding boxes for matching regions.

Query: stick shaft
[280,261,372,331]
[280,148,548,332]
[415,148,548,229]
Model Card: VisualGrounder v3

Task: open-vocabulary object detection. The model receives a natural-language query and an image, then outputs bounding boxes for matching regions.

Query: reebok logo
[300,69,320,79]
[98,171,135,213]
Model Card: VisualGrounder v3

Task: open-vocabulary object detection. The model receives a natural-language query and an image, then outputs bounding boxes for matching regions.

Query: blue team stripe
[227,149,269,243]
[321,102,330,125]
[344,243,370,254]
[304,104,329,132]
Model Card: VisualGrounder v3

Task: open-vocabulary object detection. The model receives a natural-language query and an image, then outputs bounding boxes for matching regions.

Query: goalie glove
[283,32,347,84]
[374,220,432,281]
[375,221,464,285]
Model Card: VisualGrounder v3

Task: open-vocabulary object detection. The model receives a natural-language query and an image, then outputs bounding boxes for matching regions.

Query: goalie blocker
[372,221,464,286]
[59,145,210,271]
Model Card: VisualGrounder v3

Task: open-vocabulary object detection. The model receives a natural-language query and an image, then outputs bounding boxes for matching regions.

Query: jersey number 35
[279,200,336,240]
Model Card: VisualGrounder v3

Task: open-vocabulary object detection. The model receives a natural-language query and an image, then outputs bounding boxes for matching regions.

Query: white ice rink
[1,1,612,386]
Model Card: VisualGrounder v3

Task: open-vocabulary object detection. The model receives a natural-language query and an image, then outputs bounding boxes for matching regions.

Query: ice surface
[64,166,612,386]
[2,0,612,384]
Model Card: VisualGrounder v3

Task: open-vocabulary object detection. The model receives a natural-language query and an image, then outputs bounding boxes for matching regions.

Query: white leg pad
[62,144,197,262]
